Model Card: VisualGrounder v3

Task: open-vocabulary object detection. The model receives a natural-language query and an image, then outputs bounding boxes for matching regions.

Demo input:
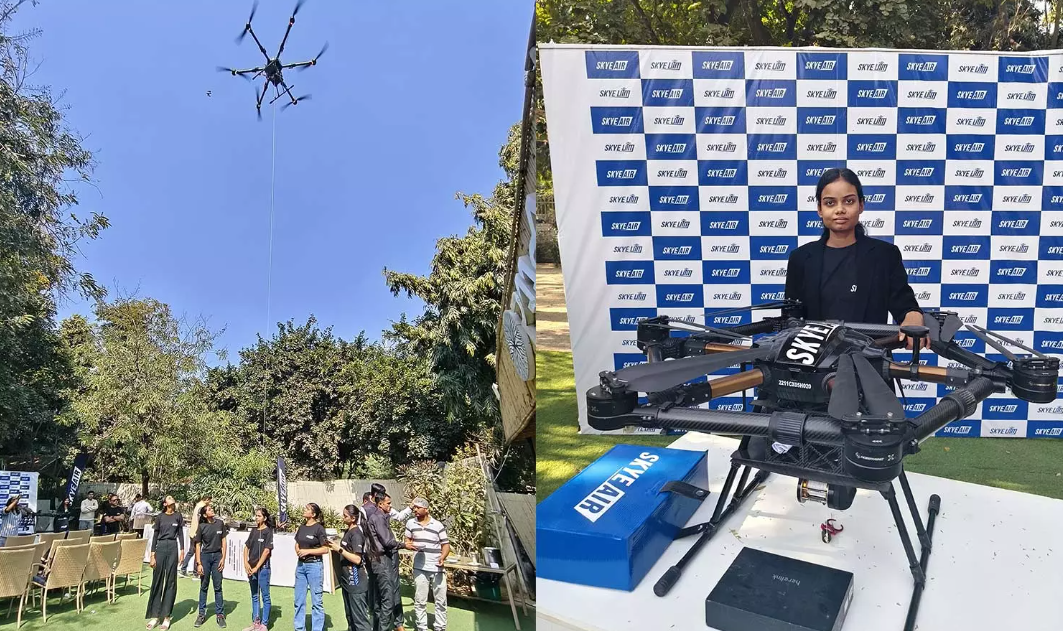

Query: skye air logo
[806,88,838,100]
[595,60,629,72]
[955,117,987,129]
[857,168,886,179]
[755,87,788,99]
[907,89,938,100]
[958,63,990,74]
[599,87,632,99]
[755,115,788,127]
[804,59,836,71]
[653,115,686,126]
[955,89,989,100]
[605,142,636,153]
[1006,91,1037,102]
[700,59,733,72]
[857,87,889,99]
[649,60,682,71]
[574,451,660,523]
[754,60,786,71]
[805,114,836,126]
[857,61,888,72]
[703,87,736,99]
[856,141,888,153]
[906,114,936,126]
[906,60,938,72]
[940,425,973,436]
[651,88,685,99]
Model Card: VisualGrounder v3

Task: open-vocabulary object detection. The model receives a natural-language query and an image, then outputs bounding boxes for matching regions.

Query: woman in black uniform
[328,505,371,631]
[293,503,330,631]
[194,504,229,628]
[243,507,274,631]
[784,168,927,348]
[146,496,184,630]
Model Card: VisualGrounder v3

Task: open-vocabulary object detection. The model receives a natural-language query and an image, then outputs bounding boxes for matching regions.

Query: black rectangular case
[705,548,855,631]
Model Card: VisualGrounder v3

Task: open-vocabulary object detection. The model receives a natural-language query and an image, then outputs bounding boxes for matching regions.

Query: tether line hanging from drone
[218,0,328,120]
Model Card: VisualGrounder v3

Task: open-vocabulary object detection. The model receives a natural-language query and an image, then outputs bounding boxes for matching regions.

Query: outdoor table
[399,548,530,630]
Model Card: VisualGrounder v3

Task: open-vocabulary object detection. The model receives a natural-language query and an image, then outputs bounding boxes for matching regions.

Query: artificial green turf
[536,350,1063,502]
[7,569,532,631]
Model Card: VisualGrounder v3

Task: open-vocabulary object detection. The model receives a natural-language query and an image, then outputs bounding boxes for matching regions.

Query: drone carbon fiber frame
[584,302,1059,631]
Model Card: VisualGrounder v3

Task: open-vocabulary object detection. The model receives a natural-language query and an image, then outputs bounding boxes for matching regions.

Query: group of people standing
[143,484,450,631]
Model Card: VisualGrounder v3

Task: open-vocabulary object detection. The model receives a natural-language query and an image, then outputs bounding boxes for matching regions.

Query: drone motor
[1010,356,1060,404]
[839,413,909,482]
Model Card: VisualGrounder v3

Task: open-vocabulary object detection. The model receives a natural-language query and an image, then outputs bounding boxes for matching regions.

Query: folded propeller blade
[612,347,770,393]
[851,353,905,418]
[828,354,860,418]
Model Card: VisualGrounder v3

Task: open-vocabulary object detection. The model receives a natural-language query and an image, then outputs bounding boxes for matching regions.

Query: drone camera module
[796,479,856,511]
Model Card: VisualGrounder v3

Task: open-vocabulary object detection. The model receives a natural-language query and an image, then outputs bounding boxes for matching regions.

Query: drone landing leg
[653,459,769,597]
[881,478,940,631]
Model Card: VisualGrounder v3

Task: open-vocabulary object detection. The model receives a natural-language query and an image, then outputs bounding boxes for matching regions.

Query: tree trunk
[141,468,149,498]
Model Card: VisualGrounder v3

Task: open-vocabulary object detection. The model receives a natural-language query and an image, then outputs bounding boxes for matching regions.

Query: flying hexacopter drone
[218,0,329,120]
[585,300,1058,631]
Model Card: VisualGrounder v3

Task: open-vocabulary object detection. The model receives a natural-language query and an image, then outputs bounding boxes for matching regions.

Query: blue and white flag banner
[540,44,1063,439]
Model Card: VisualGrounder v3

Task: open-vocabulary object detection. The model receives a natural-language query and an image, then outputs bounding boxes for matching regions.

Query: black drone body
[219,0,329,120]
[585,300,1059,629]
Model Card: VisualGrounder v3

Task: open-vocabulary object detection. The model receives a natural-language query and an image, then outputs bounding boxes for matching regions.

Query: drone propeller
[281,94,312,110]
[297,42,329,70]
[963,323,1045,362]
[610,346,771,393]
[292,0,306,16]
[828,352,905,418]
[922,313,941,343]
[217,66,256,82]
[236,0,259,43]
[827,354,860,418]
[939,313,963,343]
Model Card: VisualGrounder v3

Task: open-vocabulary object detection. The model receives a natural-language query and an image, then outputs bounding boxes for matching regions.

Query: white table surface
[536,432,1063,631]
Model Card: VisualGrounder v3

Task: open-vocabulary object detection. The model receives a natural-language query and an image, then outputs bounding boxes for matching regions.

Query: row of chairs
[0,532,148,627]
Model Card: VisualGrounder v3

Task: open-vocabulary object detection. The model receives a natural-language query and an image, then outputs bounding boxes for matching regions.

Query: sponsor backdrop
[0,470,39,535]
[540,44,1063,439]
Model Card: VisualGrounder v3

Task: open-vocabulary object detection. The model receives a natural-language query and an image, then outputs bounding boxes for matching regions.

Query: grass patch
[9,568,529,631]
[536,350,1063,502]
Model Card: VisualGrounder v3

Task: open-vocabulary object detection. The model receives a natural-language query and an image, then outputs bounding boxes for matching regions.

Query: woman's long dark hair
[816,167,867,240]
[255,506,274,529]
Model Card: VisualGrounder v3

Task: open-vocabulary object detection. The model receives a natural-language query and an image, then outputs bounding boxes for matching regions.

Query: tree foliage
[204,316,473,481]
[383,123,522,428]
[60,297,229,495]
[0,0,108,463]
[536,0,1048,50]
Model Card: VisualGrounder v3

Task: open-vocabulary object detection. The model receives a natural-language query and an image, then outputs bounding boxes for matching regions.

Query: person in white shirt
[403,498,450,631]
[1,495,22,546]
[79,491,99,532]
[131,494,153,536]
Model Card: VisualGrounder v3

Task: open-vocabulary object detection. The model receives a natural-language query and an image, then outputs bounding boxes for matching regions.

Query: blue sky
[15,0,532,361]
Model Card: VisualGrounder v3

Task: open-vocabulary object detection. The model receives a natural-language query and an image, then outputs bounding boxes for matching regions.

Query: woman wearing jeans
[293,503,329,631]
[243,507,274,631]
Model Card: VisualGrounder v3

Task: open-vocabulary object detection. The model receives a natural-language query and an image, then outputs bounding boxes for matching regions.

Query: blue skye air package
[537,443,708,591]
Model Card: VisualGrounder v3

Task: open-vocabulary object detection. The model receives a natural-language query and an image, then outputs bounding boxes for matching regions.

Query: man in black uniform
[365,492,403,631]
[193,505,229,628]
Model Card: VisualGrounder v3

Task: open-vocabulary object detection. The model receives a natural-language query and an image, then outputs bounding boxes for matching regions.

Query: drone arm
[931,340,997,371]
[886,362,979,389]
[246,24,271,62]
[281,60,314,70]
[909,377,997,443]
[648,368,765,407]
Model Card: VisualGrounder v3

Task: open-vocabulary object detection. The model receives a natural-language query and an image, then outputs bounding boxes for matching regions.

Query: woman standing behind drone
[784,168,928,350]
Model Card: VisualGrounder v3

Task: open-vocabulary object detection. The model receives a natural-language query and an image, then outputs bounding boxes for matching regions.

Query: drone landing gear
[884,471,941,631]
[654,446,770,597]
